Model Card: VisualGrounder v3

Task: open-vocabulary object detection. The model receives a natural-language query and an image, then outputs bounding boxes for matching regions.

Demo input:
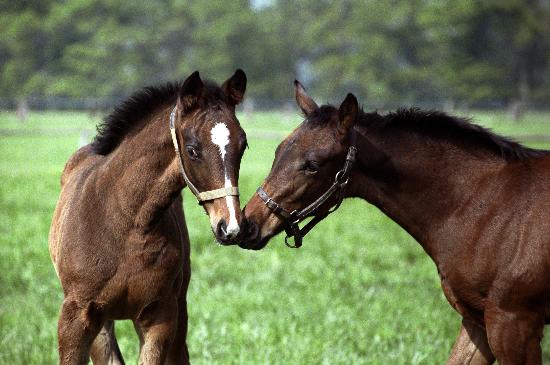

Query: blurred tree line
[1,0,549,108]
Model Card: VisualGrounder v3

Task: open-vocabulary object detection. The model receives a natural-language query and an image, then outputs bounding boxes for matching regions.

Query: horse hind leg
[446,319,495,364]
[90,320,125,365]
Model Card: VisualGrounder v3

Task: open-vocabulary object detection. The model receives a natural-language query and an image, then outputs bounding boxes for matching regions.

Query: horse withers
[240,81,550,364]
[49,70,248,364]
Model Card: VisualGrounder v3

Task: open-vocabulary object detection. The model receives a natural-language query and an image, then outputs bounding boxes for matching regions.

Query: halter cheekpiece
[256,132,357,248]
[169,106,239,203]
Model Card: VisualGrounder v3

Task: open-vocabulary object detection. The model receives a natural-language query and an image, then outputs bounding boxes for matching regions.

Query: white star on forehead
[211,123,230,159]
[210,122,240,237]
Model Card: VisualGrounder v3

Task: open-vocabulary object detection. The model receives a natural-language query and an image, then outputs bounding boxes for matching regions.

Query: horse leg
[446,319,495,364]
[165,203,191,365]
[133,296,178,365]
[58,298,104,365]
[165,291,189,364]
[90,320,125,365]
[485,306,543,365]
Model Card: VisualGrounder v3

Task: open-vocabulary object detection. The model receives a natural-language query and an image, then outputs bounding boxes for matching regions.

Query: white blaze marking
[210,123,240,237]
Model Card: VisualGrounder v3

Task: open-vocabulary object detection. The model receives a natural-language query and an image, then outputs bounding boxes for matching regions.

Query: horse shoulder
[481,161,550,314]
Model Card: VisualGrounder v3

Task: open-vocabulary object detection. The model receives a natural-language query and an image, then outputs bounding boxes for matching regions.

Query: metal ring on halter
[335,170,349,186]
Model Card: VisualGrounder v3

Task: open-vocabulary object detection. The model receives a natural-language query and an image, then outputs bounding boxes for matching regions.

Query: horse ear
[338,93,358,134]
[294,80,318,116]
[222,69,247,106]
[178,71,204,112]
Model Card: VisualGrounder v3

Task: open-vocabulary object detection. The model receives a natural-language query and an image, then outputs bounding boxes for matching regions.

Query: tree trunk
[16,99,29,122]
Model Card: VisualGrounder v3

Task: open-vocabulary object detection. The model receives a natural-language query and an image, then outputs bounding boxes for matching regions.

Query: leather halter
[256,134,357,248]
[169,106,239,203]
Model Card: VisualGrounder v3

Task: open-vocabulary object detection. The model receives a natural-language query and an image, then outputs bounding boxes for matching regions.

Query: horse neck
[349,123,507,261]
[99,106,183,232]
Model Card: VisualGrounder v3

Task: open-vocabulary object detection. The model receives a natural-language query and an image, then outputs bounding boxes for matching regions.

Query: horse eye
[186,146,199,160]
[303,161,319,175]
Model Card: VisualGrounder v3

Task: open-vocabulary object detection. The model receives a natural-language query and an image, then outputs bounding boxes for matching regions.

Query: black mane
[92,82,181,155]
[92,80,228,155]
[379,108,548,161]
[306,106,548,161]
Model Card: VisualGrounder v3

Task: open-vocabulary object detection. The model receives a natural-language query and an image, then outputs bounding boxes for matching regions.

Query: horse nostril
[216,219,228,240]
[245,218,259,240]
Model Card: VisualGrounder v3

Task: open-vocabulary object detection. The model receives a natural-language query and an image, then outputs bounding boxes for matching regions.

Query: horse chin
[238,211,283,250]
[238,235,270,250]
[215,236,237,246]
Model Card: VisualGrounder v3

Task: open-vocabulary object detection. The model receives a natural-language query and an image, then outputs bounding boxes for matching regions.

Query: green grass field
[1,110,549,364]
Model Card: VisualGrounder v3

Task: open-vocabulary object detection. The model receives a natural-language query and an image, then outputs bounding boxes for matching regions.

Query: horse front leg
[133,296,178,365]
[446,319,495,364]
[485,306,543,365]
[90,320,125,365]
[165,274,190,365]
[58,298,104,365]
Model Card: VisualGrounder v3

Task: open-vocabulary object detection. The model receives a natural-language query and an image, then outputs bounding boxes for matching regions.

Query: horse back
[60,144,97,187]
[49,144,102,273]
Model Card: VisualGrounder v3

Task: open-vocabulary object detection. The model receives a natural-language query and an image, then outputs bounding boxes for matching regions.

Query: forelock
[304,105,338,128]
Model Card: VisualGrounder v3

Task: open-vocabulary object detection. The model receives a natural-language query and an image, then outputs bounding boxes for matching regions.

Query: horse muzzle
[237,217,269,250]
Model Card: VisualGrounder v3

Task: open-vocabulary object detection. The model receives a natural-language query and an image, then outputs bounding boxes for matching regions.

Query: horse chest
[129,231,183,270]
[106,237,183,316]
[140,242,180,268]
[438,269,486,324]
[440,275,465,315]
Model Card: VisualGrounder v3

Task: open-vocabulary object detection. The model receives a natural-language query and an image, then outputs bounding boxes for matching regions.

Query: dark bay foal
[49,70,248,364]
[240,81,550,364]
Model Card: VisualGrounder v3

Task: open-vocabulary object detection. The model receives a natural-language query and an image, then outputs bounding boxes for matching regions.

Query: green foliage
[0,1,549,104]
[0,110,549,363]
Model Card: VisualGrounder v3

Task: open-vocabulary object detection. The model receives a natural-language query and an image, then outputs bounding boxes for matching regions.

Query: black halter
[256,136,357,248]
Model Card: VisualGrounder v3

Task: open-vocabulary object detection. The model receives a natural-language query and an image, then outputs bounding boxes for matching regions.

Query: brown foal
[240,81,550,364]
[49,70,248,364]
